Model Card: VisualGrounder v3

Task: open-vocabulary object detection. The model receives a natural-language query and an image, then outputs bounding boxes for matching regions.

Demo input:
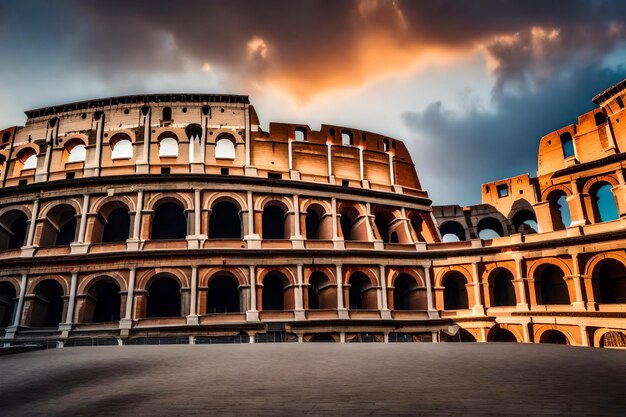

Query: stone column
[7,273,28,334]
[379,265,391,318]
[127,190,144,250]
[331,197,344,249]
[567,180,589,227]
[120,268,136,329]
[61,272,78,327]
[336,264,349,318]
[244,191,261,248]
[471,262,485,316]
[513,257,529,311]
[291,194,304,248]
[388,152,395,186]
[22,198,40,257]
[246,265,259,321]
[366,202,384,250]
[294,265,305,319]
[187,266,199,325]
[71,194,91,254]
[136,107,151,174]
[570,252,586,310]
[423,265,439,319]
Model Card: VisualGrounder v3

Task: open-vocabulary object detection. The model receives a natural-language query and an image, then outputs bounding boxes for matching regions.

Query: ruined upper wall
[0,94,427,200]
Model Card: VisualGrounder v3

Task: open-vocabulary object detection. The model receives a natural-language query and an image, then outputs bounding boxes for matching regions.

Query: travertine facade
[0,83,625,348]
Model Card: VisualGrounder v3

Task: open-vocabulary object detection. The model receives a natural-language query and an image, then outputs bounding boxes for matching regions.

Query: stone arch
[28,278,65,327]
[39,198,83,219]
[27,275,70,296]
[206,272,241,313]
[257,267,296,286]
[79,276,122,323]
[136,268,189,291]
[0,208,30,250]
[343,266,379,286]
[302,201,333,240]
[535,326,573,345]
[214,132,237,159]
[255,195,294,212]
[0,280,17,327]
[62,135,88,164]
[476,216,505,239]
[260,198,291,240]
[306,270,336,310]
[594,328,626,348]
[208,200,242,239]
[532,263,571,305]
[487,325,519,342]
[434,265,472,288]
[198,267,248,288]
[371,206,403,243]
[391,272,425,311]
[90,198,133,244]
[586,253,626,304]
[260,270,294,311]
[304,266,337,284]
[439,221,466,242]
[144,273,183,318]
[387,267,426,288]
[487,267,517,307]
[581,175,619,195]
[90,195,136,214]
[441,271,470,310]
[338,203,368,241]
[204,192,247,212]
[148,195,190,240]
[78,271,128,294]
[586,179,620,223]
[144,192,193,212]
[541,183,573,202]
[527,257,573,280]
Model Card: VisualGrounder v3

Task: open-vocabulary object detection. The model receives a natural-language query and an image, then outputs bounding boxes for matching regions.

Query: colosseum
[0,80,625,349]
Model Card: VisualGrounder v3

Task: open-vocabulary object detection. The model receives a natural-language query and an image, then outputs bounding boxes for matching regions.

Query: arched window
[22,153,37,171]
[0,282,16,327]
[374,213,392,243]
[340,207,364,241]
[146,276,181,318]
[492,270,516,307]
[547,191,571,230]
[209,202,241,239]
[215,133,236,159]
[596,260,626,304]
[185,124,202,142]
[383,138,390,152]
[102,207,131,243]
[294,128,306,142]
[560,132,575,159]
[410,215,425,242]
[0,210,28,250]
[306,208,321,239]
[591,182,618,223]
[66,142,86,163]
[341,130,353,146]
[488,327,517,342]
[40,204,77,247]
[477,217,504,239]
[159,137,179,158]
[308,272,334,310]
[540,330,569,344]
[162,107,172,121]
[85,280,121,323]
[538,265,570,305]
[511,209,538,234]
[393,274,422,311]
[348,272,375,310]
[262,204,287,240]
[151,201,187,240]
[443,273,468,310]
[111,137,133,160]
[262,272,290,311]
[207,275,240,313]
[30,280,64,327]
[439,221,466,242]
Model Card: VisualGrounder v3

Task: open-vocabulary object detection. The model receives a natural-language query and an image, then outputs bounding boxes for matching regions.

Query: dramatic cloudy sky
[1,0,625,204]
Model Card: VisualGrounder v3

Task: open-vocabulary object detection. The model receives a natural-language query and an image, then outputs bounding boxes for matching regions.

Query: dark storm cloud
[403,64,626,205]
[64,0,626,96]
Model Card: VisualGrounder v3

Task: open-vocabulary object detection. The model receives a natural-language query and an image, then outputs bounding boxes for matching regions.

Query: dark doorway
[30,280,64,327]
[89,280,121,322]
[348,272,373,310]
[209,202,241,239]
[152,202,186,240]
[540,330,569,344]
[0,210,28,250]
[308,272,332,310]
[393,274,417,310]
[488,328,517,342]
[492,270,516,306]
[102,208,130,243]
[0,282,16,327]
[443,273,468,310]
[207,275,240,313]
[262,205,286,239]
[146,276,181,317]
[306,209,320,239]
[262,273,286,310]
[539,265,570,305]
[598,260,626,304]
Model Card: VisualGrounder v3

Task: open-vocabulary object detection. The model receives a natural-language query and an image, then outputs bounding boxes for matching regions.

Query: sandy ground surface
[0,343,625,416]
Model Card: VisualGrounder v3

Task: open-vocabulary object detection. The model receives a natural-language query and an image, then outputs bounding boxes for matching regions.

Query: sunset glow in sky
[1,0,625,204]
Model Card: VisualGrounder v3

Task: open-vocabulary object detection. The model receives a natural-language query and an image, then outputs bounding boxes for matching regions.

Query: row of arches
[0,198,430,250]
[439,209,539,243]
[441,258,626,310]
[0,270,428,328]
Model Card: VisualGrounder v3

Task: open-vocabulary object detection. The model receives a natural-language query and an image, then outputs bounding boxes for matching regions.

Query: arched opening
[209,202,242,239]
[262,204,287,240]
[477,217,504,239]
[151,201,187,240]
[294,128,306,142]
[40,204,77,247]
[439,221,466,242]
[511,209,538,234]
[185,124,202,141]
[488,327,517,342]
[538,265,570,305]
[85,280,121,323]
[374,213,392,243]
[207,275,240,313]
[162,107,172,121]
[560,132,575,158]
[393,274,423,310]
[441,328,476,342]
[20,151,37,171]
[30,280,64,327]
[341,130,353,146]
[66,142,86,163]
[102,207,131,243]
[590,182,619,223]
[308,271,334,310]
[305,204,325,240]
[540,330,569,345]
[146,276,181,318]
[0,282,16,327]
[594,112,607,126]
[348,272,376,310]
[340,207,365,241]
[492,270,516,307]
[443,272,469,310]
[159,137,179,158]
[0,210,28,250]
[547,191,571,230]
[596,259,626,304]
[262,272,290,311]
[111,136,133,160]
[215,133,236,159]
[600,331,626,348]
[410,215,425,242]
[309,334,335,343]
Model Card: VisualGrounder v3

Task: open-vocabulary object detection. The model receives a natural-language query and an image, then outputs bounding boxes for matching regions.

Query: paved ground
[0,343,624,416]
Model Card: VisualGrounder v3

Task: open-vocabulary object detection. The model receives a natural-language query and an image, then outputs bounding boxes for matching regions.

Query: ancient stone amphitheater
[0,80,625,349]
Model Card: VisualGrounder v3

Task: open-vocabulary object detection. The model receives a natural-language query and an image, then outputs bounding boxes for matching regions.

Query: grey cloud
[403,64,626,205]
